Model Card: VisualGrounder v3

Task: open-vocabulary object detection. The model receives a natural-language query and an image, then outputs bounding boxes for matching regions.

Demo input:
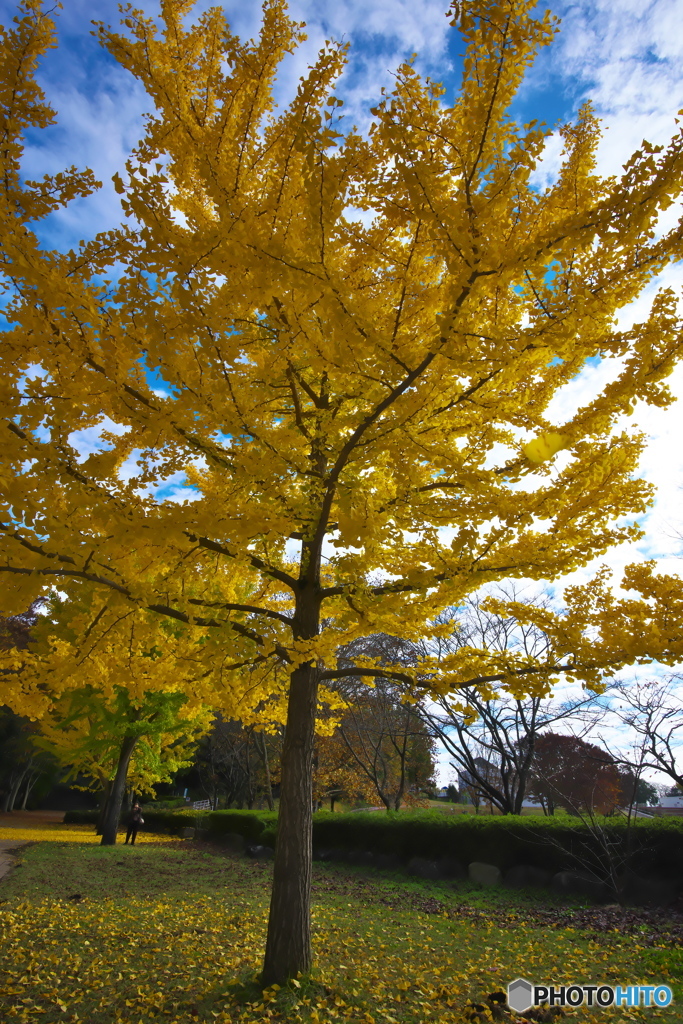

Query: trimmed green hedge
[63,807,683,879]
[144,798,187,811]
[63,807,277,843]
[65,807,198,832]
[204,810,277,842]
[309,810,683,878]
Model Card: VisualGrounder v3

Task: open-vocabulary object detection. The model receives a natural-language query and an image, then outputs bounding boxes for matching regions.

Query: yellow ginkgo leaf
[523,432,568,464]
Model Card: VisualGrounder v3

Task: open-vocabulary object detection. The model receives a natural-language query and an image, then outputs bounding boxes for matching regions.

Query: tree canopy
[528,732,621,815]
[2,0,683,983]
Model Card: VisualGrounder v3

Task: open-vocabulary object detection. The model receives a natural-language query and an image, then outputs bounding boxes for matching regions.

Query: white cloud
[529,131,565,192]
[543,355,683,598]
[2,0,454,247]
[68,418,130,461]
[531,0,683,177]
[222,0,454,135]
[513,0,683,632]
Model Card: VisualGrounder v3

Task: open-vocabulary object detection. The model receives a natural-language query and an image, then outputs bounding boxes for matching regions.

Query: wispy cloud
[0,0,454,245]
[527,0,683,175]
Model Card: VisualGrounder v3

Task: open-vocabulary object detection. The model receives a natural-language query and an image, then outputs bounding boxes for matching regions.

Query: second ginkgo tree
[39,685,211,843]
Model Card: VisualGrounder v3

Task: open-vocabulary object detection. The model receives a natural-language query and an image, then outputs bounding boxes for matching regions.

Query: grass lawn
[0,837,680,1023]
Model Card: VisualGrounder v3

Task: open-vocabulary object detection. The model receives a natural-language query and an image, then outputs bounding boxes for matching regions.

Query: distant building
[645,793,683,816]
[458,757,499,789]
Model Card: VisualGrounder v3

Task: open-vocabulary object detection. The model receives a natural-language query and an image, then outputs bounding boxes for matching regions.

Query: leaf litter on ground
[0,837,680,1023]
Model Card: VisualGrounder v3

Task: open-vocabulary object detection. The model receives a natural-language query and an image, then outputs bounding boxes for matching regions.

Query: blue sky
[3,0,683,775]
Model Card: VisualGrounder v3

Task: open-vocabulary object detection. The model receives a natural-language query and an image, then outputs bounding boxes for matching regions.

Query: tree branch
[320,666,415,686]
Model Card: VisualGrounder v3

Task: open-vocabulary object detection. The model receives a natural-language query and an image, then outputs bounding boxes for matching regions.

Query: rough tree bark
[261,660,319,984]
[258,470,327,986]
[100,735,139,846]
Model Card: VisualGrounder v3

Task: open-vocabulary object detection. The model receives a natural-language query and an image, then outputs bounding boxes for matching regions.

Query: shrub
[203,810,277,843]
[64,807,277,842]
[144,798,188,810]
[309,810,683,879]
[64,807,199,833]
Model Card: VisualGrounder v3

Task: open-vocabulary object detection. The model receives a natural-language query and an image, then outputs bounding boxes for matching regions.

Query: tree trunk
[101,735,138,846]
[245,734,255,809]
[261,660,319,985]
[19,777,30,811]
[258,731,274,811]
[19,770,38,810]
[7,768,28,812]
[512,783,525,816]
[96,780,113,835]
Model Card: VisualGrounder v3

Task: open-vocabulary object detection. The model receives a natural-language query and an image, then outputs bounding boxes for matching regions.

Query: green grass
[0,842,680,1023]
[1,841,269,902]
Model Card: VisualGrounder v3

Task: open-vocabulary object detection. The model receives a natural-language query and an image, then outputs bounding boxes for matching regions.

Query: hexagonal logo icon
[507,978,534,1014]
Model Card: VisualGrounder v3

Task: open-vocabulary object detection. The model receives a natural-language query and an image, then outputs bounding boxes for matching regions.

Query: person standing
[125,802,144,845]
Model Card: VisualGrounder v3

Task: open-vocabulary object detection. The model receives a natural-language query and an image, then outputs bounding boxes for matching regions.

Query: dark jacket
[128,806,143,826]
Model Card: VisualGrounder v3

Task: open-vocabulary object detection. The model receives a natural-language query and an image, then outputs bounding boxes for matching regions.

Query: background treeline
[2,598,680,823]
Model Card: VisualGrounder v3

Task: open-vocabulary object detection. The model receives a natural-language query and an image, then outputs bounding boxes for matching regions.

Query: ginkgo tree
[6,589,220,841]
[38,684,211,843]
[2,0,683,983]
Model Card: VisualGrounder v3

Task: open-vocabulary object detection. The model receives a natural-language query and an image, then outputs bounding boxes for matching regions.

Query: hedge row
[64,808,683,878]
[64,807,277,843]
[309,811,683,877]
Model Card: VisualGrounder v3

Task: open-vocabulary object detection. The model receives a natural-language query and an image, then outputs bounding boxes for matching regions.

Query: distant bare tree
[456,743,499,813]
[522,730,654,901]
[605,677,683,790]
[195,716,280,810]
[333,634,436,811]
[416,594,602,815]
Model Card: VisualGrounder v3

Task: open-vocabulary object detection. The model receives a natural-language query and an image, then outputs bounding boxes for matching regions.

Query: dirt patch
[310,868,683,946]
[0,840,31,882]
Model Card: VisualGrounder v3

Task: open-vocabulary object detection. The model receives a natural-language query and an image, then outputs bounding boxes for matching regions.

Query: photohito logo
[507,978,673,1014]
